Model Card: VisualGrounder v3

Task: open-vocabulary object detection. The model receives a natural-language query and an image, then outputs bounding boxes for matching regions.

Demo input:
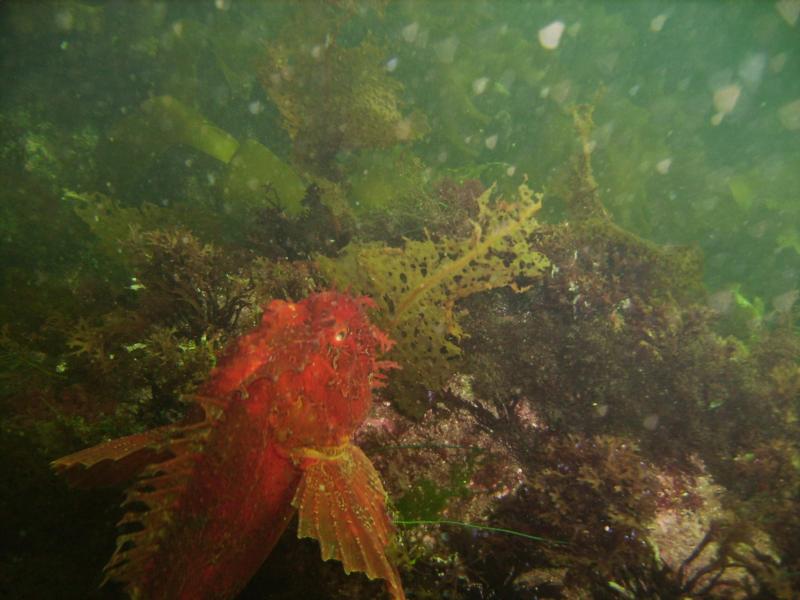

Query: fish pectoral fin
[292,443,405,600]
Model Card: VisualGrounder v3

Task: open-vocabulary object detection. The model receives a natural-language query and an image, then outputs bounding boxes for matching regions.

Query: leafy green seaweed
[317,180,549,411]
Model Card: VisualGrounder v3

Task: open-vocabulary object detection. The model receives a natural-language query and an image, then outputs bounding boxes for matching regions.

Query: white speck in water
[738,53,766,88]
[538,20,565,50]
[650,14,668,32]
[656,158,672,174]
[401,22,419,43]
[54,9,74,31]
[248,100,263,115]
[394,118,413,140]
[506,165,516,177]
[485,134,498,150]
[770,53,788,73]
[714,83,741,114]
[778,98,800,130]
[472,77,490,95]
[434,36,459,63]
[643,414,659,430]
[711,83,741,125]
[709,289,735,314]
[776,0,800,26]
[385,57,399,72]
[773,289,799,314]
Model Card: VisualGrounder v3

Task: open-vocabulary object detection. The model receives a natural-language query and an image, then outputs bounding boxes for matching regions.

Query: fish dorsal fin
[292,443,405,600]
[52,426,181,488]
[51,397,222,488]
[101,427,209,589]
[52,415,214,589]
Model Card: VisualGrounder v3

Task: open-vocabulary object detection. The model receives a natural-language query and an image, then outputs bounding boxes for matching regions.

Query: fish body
[53,291,403,599]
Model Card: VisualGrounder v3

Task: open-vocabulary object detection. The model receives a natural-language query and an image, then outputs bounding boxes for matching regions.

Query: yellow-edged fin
[293,443,405,600]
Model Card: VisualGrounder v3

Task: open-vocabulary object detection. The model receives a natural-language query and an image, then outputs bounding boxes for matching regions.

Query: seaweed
[317,180,549,414]
[261,36,426,174]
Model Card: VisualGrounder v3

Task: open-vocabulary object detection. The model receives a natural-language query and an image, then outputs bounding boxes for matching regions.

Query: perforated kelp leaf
[293,443,404,600]
[317,181,549,407]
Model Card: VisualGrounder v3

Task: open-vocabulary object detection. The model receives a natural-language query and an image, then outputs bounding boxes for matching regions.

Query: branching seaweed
[317,180,549,414]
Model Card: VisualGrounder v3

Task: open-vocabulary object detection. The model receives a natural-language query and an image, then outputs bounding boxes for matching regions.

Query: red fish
[52,291,404,599]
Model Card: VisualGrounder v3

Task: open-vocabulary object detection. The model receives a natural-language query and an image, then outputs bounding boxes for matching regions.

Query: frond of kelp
[317,180,549,410]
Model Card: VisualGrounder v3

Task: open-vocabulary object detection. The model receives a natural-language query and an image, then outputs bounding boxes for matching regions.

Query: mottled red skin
[132,291,395,598]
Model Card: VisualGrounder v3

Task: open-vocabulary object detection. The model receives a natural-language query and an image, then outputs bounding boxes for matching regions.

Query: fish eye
[334,329,347,342]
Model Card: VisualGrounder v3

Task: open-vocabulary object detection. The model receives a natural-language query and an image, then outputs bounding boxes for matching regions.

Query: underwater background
[1,1,799,598]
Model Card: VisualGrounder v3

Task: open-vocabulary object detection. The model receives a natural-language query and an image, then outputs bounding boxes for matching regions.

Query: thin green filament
[394,518,567,546]
[373,443,482,453]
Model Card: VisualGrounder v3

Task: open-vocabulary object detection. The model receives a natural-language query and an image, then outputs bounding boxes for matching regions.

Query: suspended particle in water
[650,14,668,32]
[772,289,799,315]
[401,22,419,43]
[484,134,498,150]
[643,414,659,430]
[538,21,565,50]
[656,158,672,174]
[55,9,75,31]
[775,0,800,26]
[248,101,264,115]
[738,53,767,90]
[710,83,741,126]
[394,118,414,141]
[434,36,459,63]
[778,98,800,131]
[385,57,399,72]
[770,53,788,73]
[472,77,489,95]
[714,84,741,113]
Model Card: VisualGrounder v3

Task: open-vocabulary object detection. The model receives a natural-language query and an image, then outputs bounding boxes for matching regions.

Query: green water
[1,1,799,598]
